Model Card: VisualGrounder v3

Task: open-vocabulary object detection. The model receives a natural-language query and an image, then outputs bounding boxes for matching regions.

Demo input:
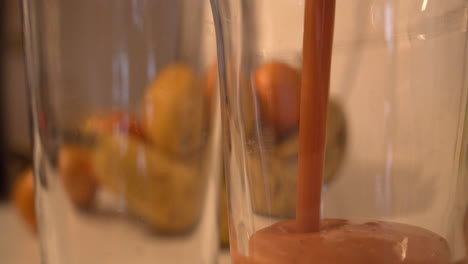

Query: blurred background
[0,0,42,262]
[1,0,31,200]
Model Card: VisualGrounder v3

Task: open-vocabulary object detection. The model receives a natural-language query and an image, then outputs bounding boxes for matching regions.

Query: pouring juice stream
[296,0,336,233]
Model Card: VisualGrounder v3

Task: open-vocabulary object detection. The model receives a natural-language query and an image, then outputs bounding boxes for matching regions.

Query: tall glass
[211,0,468,263]
[23,0,221,263]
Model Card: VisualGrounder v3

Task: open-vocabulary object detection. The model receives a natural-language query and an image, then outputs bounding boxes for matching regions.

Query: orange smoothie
[232,220,451,264]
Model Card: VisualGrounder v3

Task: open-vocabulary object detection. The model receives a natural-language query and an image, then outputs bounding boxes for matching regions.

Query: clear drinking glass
[210,0,468,263]
[23,0,221,263]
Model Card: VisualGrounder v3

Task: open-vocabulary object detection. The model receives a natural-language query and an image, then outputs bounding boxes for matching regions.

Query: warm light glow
[421,0,428,11]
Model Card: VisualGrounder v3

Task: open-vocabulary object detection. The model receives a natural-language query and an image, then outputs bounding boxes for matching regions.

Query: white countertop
[0,203,231,264]
[0,203,40,264]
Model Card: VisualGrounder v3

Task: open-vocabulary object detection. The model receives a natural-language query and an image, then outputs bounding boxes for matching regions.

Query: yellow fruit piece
[248,144,298,217]
[92,133,205,234]
[143,64,206,155]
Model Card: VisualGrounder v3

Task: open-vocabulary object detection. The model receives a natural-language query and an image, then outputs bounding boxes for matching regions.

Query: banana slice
[93,133,205,234]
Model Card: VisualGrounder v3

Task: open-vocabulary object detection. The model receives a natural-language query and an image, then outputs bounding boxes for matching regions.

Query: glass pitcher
[210,0,468,263]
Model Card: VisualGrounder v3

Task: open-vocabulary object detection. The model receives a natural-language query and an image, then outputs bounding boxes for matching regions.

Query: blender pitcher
[22,0,221,263]
[210,0,468,263]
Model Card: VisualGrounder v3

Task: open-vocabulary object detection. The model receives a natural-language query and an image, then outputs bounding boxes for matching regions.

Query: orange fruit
[84,112,148,142]
[59,145,97,209]
[13,168,37,233]
[254,62,301,137]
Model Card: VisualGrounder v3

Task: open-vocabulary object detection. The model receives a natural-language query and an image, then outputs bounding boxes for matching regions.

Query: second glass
[211,0,468,263]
